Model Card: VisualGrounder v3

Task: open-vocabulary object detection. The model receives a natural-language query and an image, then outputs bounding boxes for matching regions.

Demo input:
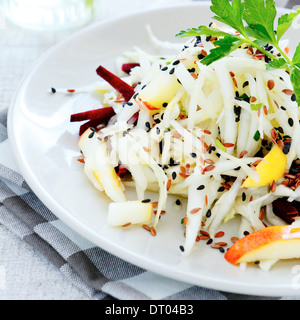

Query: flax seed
[215,231,225,238]
[267,80,275,90]
[190,208,201,214]
[150,227,157,236]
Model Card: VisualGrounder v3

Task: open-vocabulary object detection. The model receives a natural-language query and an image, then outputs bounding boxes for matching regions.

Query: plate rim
[7,2,299,297]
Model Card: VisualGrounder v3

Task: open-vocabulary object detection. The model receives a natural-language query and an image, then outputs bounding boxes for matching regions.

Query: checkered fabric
[0,107,281,300]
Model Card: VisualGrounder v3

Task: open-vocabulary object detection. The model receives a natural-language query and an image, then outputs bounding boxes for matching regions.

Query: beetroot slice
[96,65,135,102]
[70,107,115,122]
[272,198,299,224]
[122,63,140,75]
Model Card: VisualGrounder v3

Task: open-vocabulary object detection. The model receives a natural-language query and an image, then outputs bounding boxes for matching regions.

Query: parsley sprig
[176,0,300,104]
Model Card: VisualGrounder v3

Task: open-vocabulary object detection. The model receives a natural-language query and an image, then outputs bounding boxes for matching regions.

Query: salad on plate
[54,0,300,271]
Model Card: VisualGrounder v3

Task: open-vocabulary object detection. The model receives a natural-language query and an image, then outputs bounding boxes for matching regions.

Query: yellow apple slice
[225,225,300,265]
[138,70,181,111]
[242,146,287,188]
[79,128,126,203]
[107,201,153,227]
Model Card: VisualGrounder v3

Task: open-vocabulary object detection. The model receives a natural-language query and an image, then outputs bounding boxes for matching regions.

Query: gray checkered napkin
[0,107,279,300]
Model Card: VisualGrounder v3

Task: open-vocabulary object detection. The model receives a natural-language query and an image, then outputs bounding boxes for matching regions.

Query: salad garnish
[57,0,300,271]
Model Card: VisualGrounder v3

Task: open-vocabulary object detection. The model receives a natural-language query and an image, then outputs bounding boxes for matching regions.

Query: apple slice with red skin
[225,225,300,265]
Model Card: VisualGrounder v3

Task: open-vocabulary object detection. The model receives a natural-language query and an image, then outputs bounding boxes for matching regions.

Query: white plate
[8,2,300,297]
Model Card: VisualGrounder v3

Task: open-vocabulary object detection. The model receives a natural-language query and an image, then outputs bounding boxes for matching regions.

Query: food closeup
[54,0,300,271]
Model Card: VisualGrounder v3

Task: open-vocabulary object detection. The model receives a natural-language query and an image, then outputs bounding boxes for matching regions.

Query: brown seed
[223,143,235,148]
[229,71,235,77]
[231,237,239,243]
[215,242,228,247]
[215,231,225,238]
[150,227,157,236]
[122,222,132,227]
[263,105,268,115]
[190,208,201,214]
[166,179,172,191]
[211,243,223,249]
[250,96,257,103]
[183,217,189,225]
[267,80,275,90]
[199,235,210,240]
[259,208,264,221]
[271,128,278,140]
[239,150,248,158]
[143,224,151,231]
[200,230,210,237]
[201,49,208,57]
[204,165,215,172]
[270,180,276,193]
[204,159,215,165]
[282,89,294,95]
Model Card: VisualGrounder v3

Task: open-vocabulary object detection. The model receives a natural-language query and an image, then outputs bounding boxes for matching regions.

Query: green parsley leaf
[201,36,243,66]
[277,9,300,41]
[243,0,277,45]
[253,130,260,141]
[266,58,289,71]
[290,67,300,105]
[210,0,246,36]
[215,139,227,152]
[250,103,263,111]
[176,26,231,39]
[293,43,300,69]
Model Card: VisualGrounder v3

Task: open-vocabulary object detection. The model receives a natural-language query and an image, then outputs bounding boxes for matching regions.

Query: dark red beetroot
[272,198,300,224]
[121,63,140,75]
[96,65,135,102]
[70,107,116,136]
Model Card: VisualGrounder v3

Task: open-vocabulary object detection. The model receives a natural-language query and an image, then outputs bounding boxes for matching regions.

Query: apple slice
[138,70,182,111]
[79,128,126,203]
[107,201,153,227]
[242,146,287,188]
[225,225,300,265]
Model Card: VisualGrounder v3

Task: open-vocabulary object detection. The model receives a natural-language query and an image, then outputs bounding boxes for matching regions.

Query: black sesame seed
[188,68,196,73]
[142,199,151,203]
[244,231,250,236]
[179,245,185,252]
[161,66,168,71]
[162,102,168,108]
[288,118,294,127]
[242,192,246,201]
[169,68,175,75]
[218,186,225,192]
[206,36,212,42]
[51,87,56,93]
[281,106,286,111]
[234,166,241,171]
[164,128,171,133]
[291,94,296,102]
[219,247,225,253]
[277,126,284,134]
[156,127,161,135]
[198,53,205,60]
[88,131,95,139]
[197,185,205,190]
[206,209,212,218]
[190,152,197,158]
[206,238,213,245]
[283,141,291,155]
[176,199,181,205]
[172,172,177,180]
[242,81,249,88]
[173,60,180,65]
[254,260,260,265]
[145,122,150,128]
